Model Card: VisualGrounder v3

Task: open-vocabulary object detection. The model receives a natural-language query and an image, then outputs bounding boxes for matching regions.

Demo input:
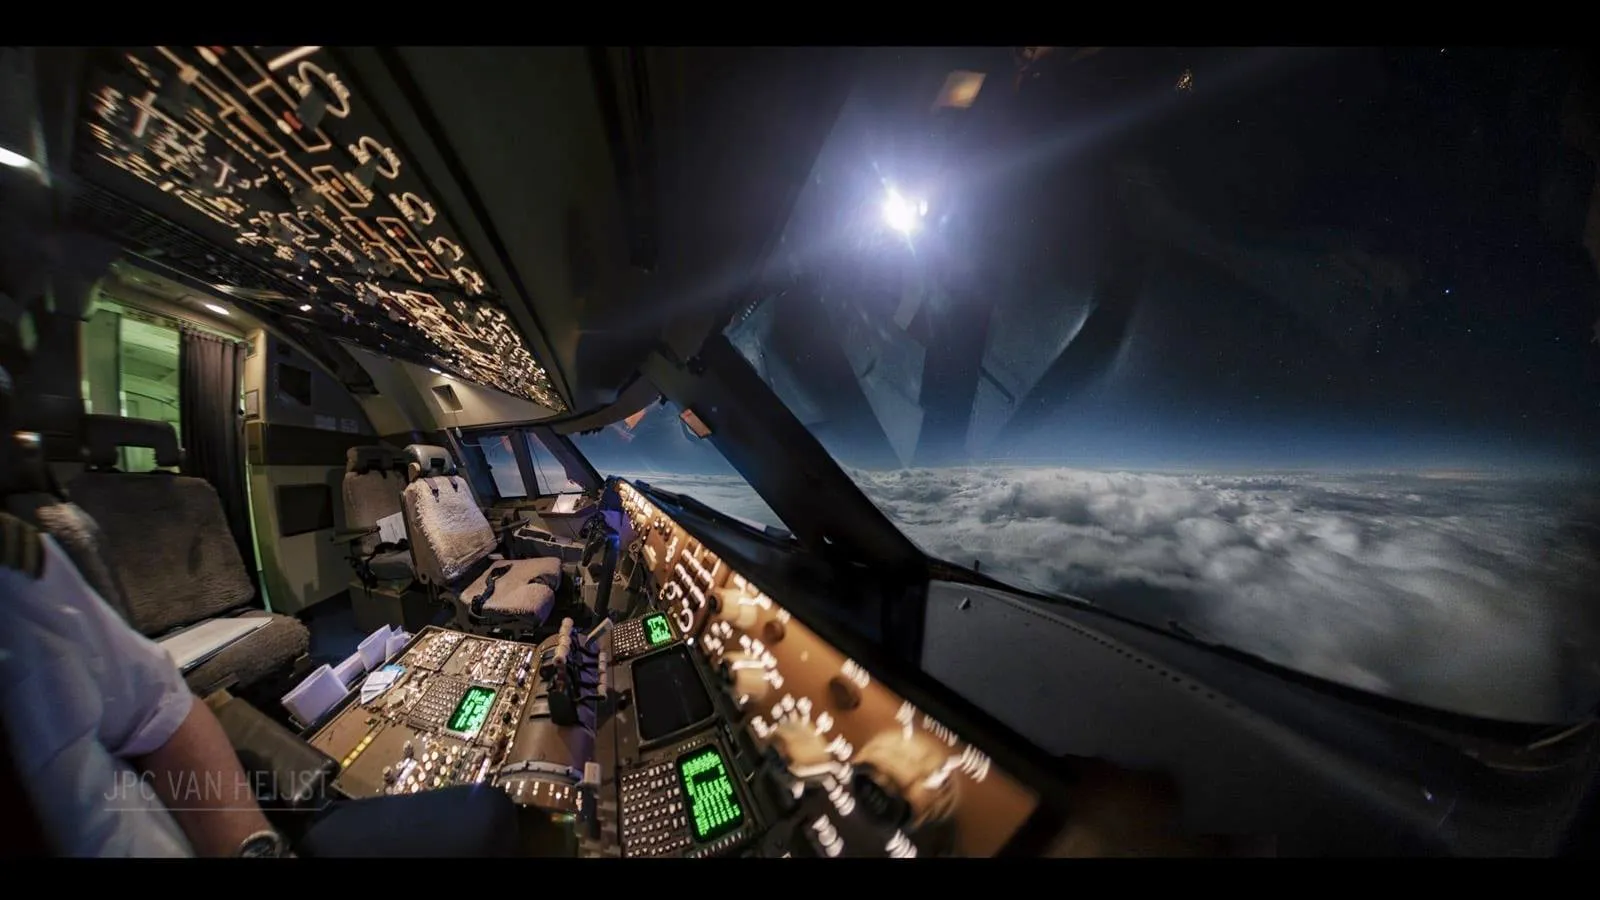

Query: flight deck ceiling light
[882,187,926,235]
[299,303,313,311]
[933,70,987,110]
[203,302,229,316]
[0,145,33,168]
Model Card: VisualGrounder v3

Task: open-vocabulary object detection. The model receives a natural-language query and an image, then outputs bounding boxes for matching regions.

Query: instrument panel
[615,480,1040,857]
[308,623,596,812]
[76,46,564,409]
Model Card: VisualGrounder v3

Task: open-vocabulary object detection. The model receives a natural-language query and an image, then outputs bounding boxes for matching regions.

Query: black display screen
[632,645,713,743]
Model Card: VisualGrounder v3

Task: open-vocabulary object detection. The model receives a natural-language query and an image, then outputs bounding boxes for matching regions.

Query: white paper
[375,511,406,545]
[158,617,272,672]
[551,494,580,514]
[360,664,405,705]
[282,664,346,726]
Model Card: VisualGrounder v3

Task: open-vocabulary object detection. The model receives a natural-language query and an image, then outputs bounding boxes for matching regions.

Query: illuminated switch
[291,186,324,213]
[352,158,379,189]
[153,76,193,117]
[295,88,329,133]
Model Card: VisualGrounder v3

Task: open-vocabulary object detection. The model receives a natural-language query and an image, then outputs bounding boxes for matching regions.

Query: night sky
[1039,47,1600,471]
[710,47,1600,475]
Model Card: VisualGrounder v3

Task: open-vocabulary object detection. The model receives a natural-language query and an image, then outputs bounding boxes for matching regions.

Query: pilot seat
[399,444,562,637]
[57,415,311,697]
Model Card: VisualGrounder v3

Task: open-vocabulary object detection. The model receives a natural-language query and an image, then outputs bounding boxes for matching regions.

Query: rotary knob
[826,676,862,711]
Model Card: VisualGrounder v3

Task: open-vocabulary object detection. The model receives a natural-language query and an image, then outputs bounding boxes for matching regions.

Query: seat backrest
[343,446,405,556]
[5,491,132,623]
[400,444,495,586]
[0,431,133,624]
[65,415,254,636]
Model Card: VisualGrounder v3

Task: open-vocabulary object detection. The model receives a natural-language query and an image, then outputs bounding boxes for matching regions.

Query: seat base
[458,557,560,620]
[364,549,415,583]
[184,611,311,696]
[352,581,438,634]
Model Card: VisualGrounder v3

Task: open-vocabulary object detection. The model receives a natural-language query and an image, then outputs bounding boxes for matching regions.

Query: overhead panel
[73,46,565,412]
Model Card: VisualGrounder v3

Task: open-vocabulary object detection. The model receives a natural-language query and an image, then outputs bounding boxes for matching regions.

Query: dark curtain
[179,330,256,590]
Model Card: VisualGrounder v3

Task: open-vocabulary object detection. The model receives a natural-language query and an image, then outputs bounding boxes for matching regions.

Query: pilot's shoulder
[0,511,45,579]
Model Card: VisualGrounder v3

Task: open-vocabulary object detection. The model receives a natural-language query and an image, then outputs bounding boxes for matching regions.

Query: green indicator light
[677,747,743,842]
[644,613,673,646]
[448,686,496,735]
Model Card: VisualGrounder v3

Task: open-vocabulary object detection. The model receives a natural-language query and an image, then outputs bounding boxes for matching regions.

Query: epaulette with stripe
[0,511,44,578]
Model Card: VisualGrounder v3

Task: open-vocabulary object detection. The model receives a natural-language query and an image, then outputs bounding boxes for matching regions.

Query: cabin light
[933,70,986,110]
[0,145,34,168]
[204,303,230,316]
[299,303,313,311]
[429,367,441,374]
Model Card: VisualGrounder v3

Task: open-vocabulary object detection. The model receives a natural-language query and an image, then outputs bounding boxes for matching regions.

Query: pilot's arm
[0,530,273,856]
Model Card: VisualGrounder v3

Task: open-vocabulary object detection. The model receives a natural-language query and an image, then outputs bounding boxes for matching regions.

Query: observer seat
[64,415,309,695]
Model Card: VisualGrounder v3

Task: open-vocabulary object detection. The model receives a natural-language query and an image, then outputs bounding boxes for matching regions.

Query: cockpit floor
[302,593,370,670]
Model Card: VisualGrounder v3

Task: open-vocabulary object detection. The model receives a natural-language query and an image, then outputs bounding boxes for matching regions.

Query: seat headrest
[403,444,456,481]
[81,414,182,469]
[346,446,403,475]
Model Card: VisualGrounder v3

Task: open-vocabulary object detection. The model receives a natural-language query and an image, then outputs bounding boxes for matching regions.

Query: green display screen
[447,686,496,735]
[676,747,743,842]
[644,613,673,647]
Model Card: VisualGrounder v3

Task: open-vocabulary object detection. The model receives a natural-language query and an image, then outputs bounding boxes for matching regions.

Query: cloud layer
[642,467,1600,723]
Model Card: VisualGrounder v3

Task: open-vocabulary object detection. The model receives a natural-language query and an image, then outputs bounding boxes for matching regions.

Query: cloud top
[637,467,1600,723]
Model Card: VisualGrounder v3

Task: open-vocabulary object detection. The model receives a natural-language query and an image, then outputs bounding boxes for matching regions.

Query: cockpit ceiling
[72,46,566,412]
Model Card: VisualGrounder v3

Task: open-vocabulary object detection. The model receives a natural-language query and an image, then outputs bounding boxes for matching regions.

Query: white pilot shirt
[0,535,196,856]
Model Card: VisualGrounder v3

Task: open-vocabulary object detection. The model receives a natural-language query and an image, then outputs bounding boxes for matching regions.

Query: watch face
[239,833,284,858]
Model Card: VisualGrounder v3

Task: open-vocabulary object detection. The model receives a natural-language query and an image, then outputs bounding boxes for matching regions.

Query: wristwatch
[236,829,290,858]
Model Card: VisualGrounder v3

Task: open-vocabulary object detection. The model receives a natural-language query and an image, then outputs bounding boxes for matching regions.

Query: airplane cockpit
[2,45,1599,858]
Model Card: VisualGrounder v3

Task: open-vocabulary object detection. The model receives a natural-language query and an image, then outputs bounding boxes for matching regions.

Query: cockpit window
[526,432,583,495]
[476,433,527,499]
[727,47,1600,723]
[570,399,790,533]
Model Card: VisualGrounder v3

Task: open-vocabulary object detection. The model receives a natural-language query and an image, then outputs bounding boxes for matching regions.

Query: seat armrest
[514,522,555,542]
[331,527,379,545]
[210,693,338,812]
